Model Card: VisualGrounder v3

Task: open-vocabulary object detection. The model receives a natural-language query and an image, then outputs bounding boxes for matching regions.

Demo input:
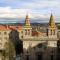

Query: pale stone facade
[0,14,59,60]
[0,28,16,60]
[20,14,58,60]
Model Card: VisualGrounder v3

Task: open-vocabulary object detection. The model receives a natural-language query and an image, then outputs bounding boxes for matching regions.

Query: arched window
[4,32,7,35]
[51,30,52,35]
[25,30,27,35]
[53,30,55,35]
[28,29,30,35]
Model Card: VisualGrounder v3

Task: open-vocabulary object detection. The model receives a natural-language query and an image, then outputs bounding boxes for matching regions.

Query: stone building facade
[20,14,58,60]
[0,14,59,60]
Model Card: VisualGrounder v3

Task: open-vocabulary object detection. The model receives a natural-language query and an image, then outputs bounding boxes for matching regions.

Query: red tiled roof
[0,25,10,31]
[0,25,22,31]
[9,26,22,30]
[39,32,46,35]
[32,31,39,36]
[32,31,46,36]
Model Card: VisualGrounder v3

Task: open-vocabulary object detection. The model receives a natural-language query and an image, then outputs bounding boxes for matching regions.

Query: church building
[20,14,58,60]
[0,13,59,60]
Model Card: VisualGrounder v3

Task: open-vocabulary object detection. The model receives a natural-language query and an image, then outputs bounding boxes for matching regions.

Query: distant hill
[0,22,59,25]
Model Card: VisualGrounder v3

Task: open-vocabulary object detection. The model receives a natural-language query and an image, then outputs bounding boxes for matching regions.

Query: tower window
[25,30,27,35]
[51,30,52,35]
[53,30,55,35]
[28,30,30,35]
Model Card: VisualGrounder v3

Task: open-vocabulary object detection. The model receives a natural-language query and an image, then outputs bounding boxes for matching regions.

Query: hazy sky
[0,0,60,23]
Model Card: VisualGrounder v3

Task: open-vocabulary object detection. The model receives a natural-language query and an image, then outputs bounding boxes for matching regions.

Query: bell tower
[47,13,57,38]
[23,14,32,38]
[25,14,30,26]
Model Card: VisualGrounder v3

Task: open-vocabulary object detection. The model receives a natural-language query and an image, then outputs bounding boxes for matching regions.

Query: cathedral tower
[23,14,32,38]
[24,14,30,26]
[47,14,57,38]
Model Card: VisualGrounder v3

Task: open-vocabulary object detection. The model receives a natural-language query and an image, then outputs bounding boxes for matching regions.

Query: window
[0,37,2,41]
[51,30,52,35]
[4,37,7,40]
[0,37,2,42]
[28,30,30,35]
[4,32,7,35]
[21,31,23,34]
[0,43,2,45]
[25,30,27,35]
[21,36,23,38]
[0,32,1,35]
[53,30,55,35]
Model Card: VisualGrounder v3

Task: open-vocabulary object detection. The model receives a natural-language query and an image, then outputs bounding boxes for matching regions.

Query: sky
[0,0,60,23]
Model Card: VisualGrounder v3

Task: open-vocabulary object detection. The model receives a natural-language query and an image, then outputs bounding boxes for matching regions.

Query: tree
[4,40,16,60]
